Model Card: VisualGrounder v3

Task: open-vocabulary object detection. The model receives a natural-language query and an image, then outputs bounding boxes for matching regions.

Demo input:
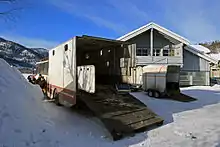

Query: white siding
[180,49,210,86]
[48,38,77,92]
[49,42,65,88]
[182,49,210,71]
[63,38,76,92]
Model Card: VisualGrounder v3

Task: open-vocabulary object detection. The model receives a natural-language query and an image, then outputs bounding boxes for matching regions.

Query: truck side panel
[48,43,64,91]
[63,38,76,104]
[144,73,155,90]
[155,73,166,92]
[143,73,166,93]
[48,38,76,106]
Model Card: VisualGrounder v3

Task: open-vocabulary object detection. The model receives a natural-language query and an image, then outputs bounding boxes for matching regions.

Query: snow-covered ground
[131,86,220,147]
[23,73,32,79]
[1,58,220,147]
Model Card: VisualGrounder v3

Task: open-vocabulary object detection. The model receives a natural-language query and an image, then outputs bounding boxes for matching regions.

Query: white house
[117,22,218,86]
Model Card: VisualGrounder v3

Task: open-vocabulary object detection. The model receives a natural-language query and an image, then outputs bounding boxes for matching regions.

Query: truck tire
[53,89,62,106]
[148,90,154,97]
[154,91,161,98]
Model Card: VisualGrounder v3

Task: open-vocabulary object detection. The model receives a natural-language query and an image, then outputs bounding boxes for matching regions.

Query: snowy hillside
[31,48,49,57]
[0,37,48,68]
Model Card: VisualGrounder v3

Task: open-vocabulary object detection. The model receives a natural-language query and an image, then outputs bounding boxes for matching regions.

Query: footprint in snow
[186,133,197,140]
[14,129,22,133]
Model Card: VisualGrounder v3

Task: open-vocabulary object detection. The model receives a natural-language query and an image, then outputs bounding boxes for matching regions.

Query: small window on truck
[106,61,110,67]
[52,50,55,56]
[64,44,68,51]
[85,53,90,59]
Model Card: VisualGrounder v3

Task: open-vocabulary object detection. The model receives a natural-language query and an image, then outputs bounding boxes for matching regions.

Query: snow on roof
[190,45,211,54]
[210,53,220,61]
[117,22,190,45]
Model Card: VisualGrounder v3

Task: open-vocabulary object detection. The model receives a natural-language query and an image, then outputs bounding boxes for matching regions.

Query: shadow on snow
[131,88,220,125]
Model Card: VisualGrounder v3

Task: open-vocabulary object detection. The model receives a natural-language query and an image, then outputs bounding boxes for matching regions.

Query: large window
[153,49,161,56]
[136,48,150,56]
[163,49,169,56]
[136,46,177,57]
[180,71,209,86]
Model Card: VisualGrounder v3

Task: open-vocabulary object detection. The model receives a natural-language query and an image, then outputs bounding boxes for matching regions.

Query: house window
[161,45,171,56]
[156,50,160,56]
[163,49,170,56]
[142,49,148,56]
[137,48,142,56]
[136,48,149,56]
[170,49,175,56]
[153,49,160,56]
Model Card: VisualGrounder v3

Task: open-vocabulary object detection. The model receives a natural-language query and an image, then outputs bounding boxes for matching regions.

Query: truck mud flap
[77,85,164,140]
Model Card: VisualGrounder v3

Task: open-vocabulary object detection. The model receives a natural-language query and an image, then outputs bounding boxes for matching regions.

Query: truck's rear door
[77,65,95,93]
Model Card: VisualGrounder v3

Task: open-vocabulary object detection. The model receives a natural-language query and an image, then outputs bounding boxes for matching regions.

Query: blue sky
[0,0,220,49]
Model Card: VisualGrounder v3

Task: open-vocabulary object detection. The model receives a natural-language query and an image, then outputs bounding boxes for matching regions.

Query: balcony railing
[136,47,178,57]
[135,47,183,65]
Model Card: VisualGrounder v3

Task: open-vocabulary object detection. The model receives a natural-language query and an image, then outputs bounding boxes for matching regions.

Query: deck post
[150,28,153,56]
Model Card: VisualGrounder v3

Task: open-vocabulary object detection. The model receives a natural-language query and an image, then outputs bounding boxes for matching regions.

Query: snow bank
[210,53,220,61]
[0,58,148,147]
[0,59,45,146]
[22,73,32,80]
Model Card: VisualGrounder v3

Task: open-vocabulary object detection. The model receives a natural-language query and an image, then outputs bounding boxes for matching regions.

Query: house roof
[185,45,218,64]
[190,45,211,54]
[117,22,218,64]
[117,22,190,45]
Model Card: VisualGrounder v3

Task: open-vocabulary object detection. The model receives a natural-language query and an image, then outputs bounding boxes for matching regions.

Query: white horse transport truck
[46,35,134,106]
[36,35,164,140]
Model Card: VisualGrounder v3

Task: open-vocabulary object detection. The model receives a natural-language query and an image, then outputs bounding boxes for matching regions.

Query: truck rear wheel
[53,89,62,106]
[148,90,154,97]
[154,91,161,98]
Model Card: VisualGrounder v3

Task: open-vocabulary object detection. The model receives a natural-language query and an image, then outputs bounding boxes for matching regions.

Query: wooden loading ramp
[77,85,164,141]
